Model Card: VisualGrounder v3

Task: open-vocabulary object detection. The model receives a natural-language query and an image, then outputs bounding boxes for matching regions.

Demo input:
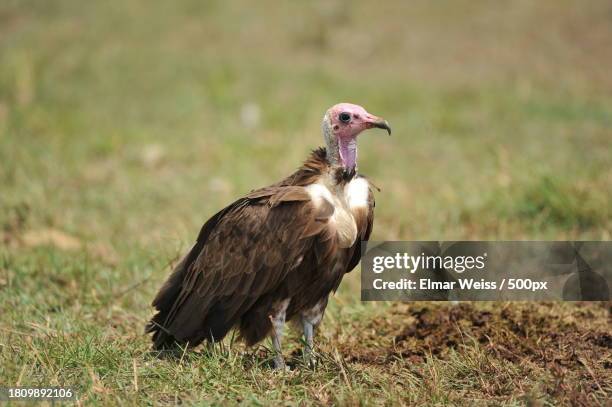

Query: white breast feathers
[345,177,370,209]
[305,182,359,248]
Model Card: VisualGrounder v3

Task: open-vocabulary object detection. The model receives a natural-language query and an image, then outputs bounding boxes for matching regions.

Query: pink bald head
[323,103,390,170]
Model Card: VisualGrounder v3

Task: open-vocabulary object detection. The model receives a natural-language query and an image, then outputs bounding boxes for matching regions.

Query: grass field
[1,1,611,405]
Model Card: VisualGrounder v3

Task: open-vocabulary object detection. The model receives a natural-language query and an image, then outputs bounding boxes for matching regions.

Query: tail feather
[145,312,182,351]
[146,198,273,351]
[146,252,193,351]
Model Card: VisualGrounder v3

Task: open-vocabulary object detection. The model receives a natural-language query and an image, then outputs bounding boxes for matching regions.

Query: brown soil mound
[338,302,611,404]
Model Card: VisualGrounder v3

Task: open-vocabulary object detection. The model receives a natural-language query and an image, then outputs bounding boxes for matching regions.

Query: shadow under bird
[146,103,391,368]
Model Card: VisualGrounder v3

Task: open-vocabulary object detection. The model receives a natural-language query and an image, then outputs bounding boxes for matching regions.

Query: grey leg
[270,326,285,369]
[300,297,328,368]
[302,318,315,366]
[269,299,290,370]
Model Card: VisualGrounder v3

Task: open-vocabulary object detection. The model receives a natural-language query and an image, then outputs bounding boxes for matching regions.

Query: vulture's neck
[295,148,356,188]
[324,135,341,167]
[325,141,357,184]
[322,118,357,182]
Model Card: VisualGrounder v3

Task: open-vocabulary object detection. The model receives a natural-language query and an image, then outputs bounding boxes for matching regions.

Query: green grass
[1,0,611,405]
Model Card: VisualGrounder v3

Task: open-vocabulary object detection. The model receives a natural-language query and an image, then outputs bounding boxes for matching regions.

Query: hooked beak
[366,114,392,136]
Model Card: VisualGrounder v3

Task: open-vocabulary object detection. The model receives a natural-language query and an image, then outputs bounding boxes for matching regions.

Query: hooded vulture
[146,103,390,368]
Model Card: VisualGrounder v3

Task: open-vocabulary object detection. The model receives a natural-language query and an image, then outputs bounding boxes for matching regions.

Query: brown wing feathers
[146,183,338,349]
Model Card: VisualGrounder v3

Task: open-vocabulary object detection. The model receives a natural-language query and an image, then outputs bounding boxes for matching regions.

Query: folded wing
[146,185,337,349]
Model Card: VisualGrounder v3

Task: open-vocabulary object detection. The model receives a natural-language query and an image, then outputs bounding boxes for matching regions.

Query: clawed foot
[272,355,290,371]
[303,351,318,369]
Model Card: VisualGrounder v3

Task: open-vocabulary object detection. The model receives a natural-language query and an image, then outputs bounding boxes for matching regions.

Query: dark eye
[339,112,351,123]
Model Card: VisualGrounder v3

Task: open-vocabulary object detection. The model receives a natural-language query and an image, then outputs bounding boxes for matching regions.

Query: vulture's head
[322,103,391,170]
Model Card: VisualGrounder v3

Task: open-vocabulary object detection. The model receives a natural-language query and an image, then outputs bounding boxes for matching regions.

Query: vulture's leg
[301,318,314,365]
[269,299,290,370]
[300,296,328,368]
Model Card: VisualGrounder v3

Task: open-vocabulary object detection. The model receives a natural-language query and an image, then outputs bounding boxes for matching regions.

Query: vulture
[146,103,391,368]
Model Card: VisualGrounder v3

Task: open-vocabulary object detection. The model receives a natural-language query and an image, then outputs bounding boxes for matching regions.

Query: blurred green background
[0,0,611,404]
[2,0,610,246]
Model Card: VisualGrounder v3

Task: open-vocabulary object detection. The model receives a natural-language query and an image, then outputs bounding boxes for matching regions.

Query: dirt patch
[338,302,611,404]
[393,304,609,367]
